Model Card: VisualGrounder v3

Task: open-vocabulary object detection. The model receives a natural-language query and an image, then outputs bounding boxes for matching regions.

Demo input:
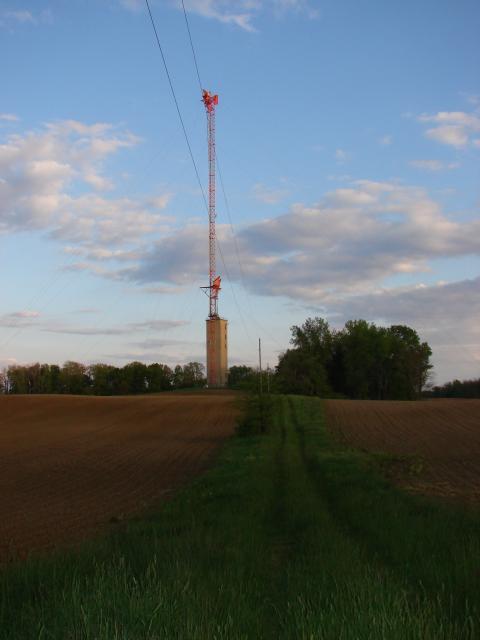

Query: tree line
[0,361,205,395]
[0,317,435,400]
[229,317,433,400]
[425,378,480,399]
[277,317,432,399]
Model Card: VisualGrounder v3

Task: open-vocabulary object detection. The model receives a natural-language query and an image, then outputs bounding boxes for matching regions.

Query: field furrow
[324,398,480,502]
[0,392,238,562]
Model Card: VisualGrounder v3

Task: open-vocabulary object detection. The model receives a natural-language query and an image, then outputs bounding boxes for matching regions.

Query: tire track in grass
[286,395,478,638]
[259,396,291,638]
[265,397,416,639]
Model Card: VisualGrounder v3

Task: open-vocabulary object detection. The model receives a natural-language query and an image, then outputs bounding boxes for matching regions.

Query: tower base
[206,317,228,387]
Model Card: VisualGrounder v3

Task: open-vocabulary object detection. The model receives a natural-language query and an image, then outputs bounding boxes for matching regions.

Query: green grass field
[1,396,479,639]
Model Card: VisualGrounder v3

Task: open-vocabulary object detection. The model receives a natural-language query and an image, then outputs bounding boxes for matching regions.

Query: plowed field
[325,399,480,503]
[0,392,238,562]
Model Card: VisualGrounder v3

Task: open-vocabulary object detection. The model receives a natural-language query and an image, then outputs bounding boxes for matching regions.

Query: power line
[216,238,252,342]
[146,0,266,352]
[144,0,208,213]
[216,159,279,348]
[146,0,251,340]
[181,0,203,92]
[216,157,249,292]
[181,1,248,290]
[179,1,258,344]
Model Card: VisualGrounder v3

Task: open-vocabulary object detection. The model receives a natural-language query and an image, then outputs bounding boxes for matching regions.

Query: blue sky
[1,0,479,384]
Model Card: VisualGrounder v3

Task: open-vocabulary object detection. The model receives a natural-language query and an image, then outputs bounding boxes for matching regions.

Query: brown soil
[324,399,480,504]
[0,391,239,563]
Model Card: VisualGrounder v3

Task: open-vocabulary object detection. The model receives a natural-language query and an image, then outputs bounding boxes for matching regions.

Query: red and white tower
[203,90,220,317]
[202,90,228,387]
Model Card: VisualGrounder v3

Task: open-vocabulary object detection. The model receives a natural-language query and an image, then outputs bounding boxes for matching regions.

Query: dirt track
[0,392,239,562]
[325,398,480,503]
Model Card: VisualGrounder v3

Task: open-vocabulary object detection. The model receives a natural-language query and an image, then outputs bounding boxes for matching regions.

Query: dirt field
[0,392,239,562]
[325,398,480,504]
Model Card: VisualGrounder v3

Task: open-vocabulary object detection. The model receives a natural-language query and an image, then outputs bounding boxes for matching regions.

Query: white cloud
[83,172,114,192]
[122,0,319,31]
[419,111,480,128]
[0,8,53,27]
[335,148,350,164]
[0,113,19,122]
[143,285,184,294]
[63,245,143,262]
[13,310,40,318]
[41,318,188,336]
[326,174,352,182]
[467,95,480,106]
[0,310,40,328]
[0,120,170,252]
[3,10,35,24]
[409,159,459,171]
[120,0,143,11]
[176,0,257,31]
[418,111,480,148]
[378,135,392,146]
[128,180,480,304]
[425,125,469,148]
[459,92,480,107]
[148,194,172,209]
[252,182,288,204]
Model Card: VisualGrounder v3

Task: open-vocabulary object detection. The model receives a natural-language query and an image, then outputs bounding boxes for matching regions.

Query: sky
[1,0,479,385]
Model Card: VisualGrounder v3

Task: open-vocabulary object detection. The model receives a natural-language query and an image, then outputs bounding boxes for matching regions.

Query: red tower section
[202,90,220,318]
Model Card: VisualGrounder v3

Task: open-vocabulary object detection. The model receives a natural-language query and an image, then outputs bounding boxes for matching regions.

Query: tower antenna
[202,89,220,317]
[202,89,228,387]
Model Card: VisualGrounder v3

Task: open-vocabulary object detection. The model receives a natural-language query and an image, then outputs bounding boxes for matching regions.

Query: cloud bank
[120,0,318,31]
[129,180,479,301]
[0,120,170,252]
[418,111,480,148]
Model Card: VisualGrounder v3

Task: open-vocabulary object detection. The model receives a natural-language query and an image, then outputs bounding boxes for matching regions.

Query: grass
[1,395,479,638]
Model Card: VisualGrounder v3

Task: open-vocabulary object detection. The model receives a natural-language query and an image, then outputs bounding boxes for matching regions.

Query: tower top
[202,90,218,113]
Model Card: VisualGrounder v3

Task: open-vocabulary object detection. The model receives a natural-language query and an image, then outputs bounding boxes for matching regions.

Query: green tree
[276,317,333,397]
[7,365,29,394]
[37,364,54,393]
[429,378,480,399]
[228,365,255,390]
[49,364,62,393]
[387,325,432,399]
[60,361,89,394]
[121,362,147,394]
[276,348,330,396]
[182,362,205,388]
[173,365,184,389]
[146,363,173,392]
[290,317,333,361]
[338,320,378,399]
[89,363,117,395]
[277,316,432,400]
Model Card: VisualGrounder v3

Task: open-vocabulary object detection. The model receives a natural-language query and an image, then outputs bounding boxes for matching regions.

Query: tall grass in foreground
[1,396,479,639]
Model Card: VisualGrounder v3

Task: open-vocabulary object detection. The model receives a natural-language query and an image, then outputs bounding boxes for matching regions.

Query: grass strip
[0,395,479,639]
